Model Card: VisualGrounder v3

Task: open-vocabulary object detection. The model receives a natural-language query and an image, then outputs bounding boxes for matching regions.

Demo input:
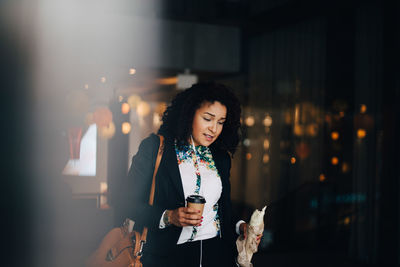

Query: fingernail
[201,216,203,219]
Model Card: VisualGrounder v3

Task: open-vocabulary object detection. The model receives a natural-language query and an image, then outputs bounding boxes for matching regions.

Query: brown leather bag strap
[148,135,164,206]
[140,134,164,245]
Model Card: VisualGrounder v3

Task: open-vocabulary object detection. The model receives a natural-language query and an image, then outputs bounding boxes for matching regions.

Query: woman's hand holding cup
[168,207,203,227]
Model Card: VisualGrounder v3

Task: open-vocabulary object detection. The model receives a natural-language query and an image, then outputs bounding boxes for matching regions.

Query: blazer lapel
[210,146,227,183]
[163,140,185,203]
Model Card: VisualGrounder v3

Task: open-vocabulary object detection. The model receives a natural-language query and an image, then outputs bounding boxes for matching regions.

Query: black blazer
[119,133,237,259]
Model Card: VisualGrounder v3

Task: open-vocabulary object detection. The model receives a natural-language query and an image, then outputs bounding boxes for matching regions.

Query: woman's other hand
[168,207,203,227]
[239,222,262,246]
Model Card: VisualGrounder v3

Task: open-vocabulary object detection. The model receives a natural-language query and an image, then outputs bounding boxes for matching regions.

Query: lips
[204,134,214,141]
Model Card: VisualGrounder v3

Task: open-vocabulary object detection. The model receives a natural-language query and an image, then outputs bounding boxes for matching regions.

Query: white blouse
[174,142,222,244]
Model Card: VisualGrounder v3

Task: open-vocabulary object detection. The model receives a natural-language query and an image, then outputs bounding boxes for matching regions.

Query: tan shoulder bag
[86,135,164,267]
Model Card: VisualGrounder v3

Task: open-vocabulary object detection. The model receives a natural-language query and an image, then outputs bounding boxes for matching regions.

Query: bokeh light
[263,115,272,127]
[136,101,151,117]
[360,104,367,114]
[245,116,255,127]
[121,103,130,114]
[331,131,339,140]
[246,153,252,160]
[263,154,270,163]
[121,122,131,134]
[357,129,366,139]
[129,68,136,75]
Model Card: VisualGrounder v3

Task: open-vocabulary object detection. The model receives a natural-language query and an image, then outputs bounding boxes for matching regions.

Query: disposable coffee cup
[186,195,206,216]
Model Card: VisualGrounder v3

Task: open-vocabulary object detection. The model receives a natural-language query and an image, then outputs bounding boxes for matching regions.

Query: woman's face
[191,101,227,147]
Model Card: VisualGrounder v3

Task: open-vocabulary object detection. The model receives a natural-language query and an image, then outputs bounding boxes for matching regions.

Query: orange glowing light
[360,104,367,114]
[121,122,131,134]
[357,129,366,139]
[339,111,345,118]
[263,115,273,127]
[245,116,255,127]
[121,103,130,114]
[294,125,304,136]
[263,139,270,150]
[263,154,270,163]
[331,157,339,165]
[306,124,318,137]
[342,162,350,173]
[344,217,350,225]
[246,153,252,160]
[136,101,151,117]
[129,68,136,75]
[157,76,178,85]
[331,131,339,140]
[319,174,326,182]
[290,157,296,164]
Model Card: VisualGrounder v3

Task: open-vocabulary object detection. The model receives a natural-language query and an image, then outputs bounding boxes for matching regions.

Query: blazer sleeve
[119,133,165,230]
[224,153,238,238]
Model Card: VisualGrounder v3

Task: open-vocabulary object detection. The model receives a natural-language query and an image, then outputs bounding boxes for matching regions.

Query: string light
[331,131,339,140]
[360,104,367,114]
[136,101,151,117]
[263,154,270,163]
[357,129,366,139]
[246,153,252,160]
[290,157,296,164]
[331,157,339,165]
[122,122,131,134]
[263,139,270,150]
[263,115,272,127]
[342,162,350,173]
[245,116,255,127]
[319,174,326,182]
[129,68,136,75]
[100,77,106,83]
[121,103,130,114]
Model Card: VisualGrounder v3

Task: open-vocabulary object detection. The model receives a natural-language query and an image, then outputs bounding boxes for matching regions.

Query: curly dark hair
[157,82,242,155]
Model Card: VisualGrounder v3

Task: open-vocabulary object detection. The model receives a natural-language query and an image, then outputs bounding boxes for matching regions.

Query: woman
[120,82,255,267]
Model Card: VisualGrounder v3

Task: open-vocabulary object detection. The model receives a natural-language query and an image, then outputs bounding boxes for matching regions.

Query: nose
[209,122,217,133]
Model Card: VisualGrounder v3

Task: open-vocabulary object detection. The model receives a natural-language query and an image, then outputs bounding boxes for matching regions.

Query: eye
[203,117,211,122]
[218,121,225,125]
